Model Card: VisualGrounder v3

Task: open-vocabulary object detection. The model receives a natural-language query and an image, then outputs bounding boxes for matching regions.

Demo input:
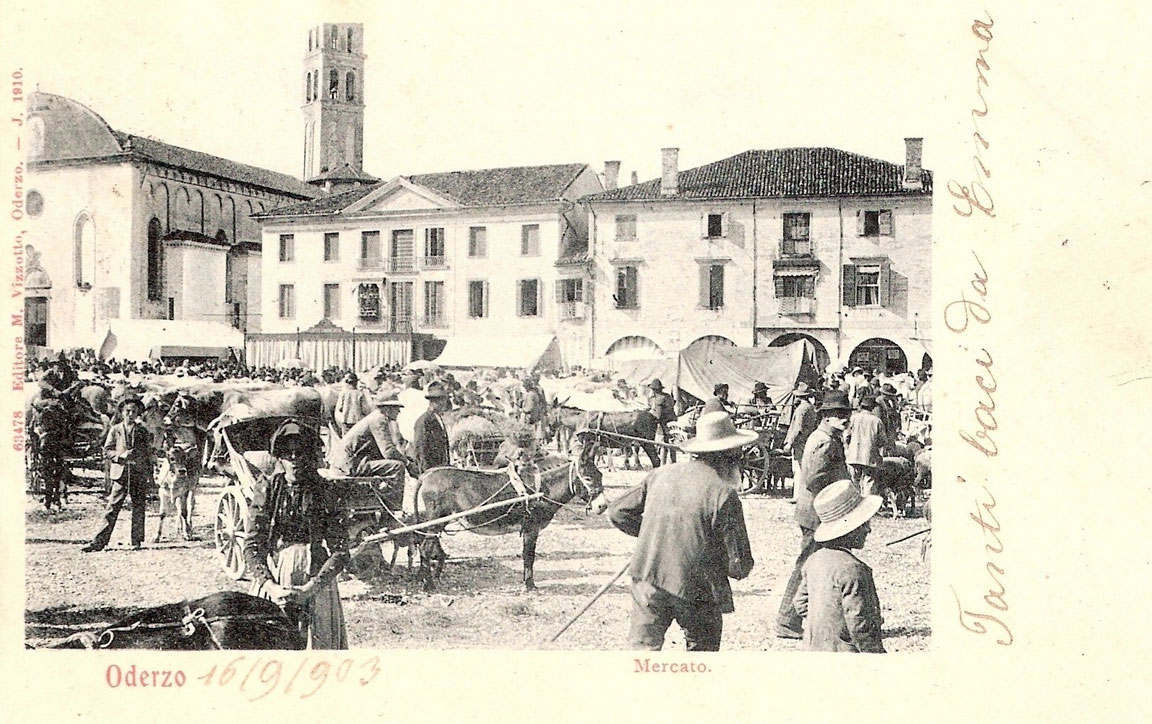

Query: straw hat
[372,389,403,408]
[812,479,884,542]
[680,412,759,453]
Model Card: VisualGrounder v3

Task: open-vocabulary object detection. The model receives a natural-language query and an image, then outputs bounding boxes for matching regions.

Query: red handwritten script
[946,12,1012,647]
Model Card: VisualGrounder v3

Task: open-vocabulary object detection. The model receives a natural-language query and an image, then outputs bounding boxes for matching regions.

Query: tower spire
[302,23,365,183]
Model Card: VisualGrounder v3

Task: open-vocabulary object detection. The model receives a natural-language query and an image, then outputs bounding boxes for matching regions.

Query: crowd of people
[27,349,929,651]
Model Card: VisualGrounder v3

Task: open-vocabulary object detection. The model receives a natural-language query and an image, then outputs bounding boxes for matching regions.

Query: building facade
[582,142,933,374]
[254,164,603,369]
[21,92,320,351]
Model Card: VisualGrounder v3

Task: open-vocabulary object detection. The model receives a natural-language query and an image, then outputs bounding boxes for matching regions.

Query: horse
[547,403,661,470]
[38,591,304,650]
[410,435,608,591]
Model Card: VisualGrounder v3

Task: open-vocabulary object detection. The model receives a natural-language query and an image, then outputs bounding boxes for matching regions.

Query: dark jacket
[608,459,754,613]
[103,421,153,481]
[412,409,451,472]
[794,546,885,653]
[794,421,850,530]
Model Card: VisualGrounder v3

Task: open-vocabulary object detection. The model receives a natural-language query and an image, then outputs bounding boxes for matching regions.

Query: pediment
[345,176,459,214]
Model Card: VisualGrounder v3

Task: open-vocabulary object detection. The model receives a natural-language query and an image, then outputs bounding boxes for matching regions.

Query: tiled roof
[309,163,380,183]
[260,162,589,217]
[583,148,932,202]
[260,184,379,217]
[409,163,587,206]
[113,131,320,199]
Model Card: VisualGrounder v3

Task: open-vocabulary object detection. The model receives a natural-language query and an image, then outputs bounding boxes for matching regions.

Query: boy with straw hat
[608,411,757,651]
[793,479,886,653]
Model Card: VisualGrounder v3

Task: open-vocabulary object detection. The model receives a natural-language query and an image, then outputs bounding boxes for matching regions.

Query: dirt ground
[25,471,930,652]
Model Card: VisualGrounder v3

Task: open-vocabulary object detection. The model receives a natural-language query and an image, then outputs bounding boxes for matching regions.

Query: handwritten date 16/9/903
[197,655,381,701]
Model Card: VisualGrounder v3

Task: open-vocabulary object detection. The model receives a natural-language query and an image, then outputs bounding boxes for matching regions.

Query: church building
[21,91,320,355]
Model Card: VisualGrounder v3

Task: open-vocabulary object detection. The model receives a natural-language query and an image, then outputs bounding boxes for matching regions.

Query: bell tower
[302,23,365,181]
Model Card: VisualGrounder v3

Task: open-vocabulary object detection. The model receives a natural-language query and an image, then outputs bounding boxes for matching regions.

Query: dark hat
[860,396,878,410]
[880,384,900,396]
[713,383,729,395]
[752,381,768,394]
[647,379,664,391]
[117,396,144,412]
[819,390,852,412]
[425,381,448,399]
[269,420,306,457]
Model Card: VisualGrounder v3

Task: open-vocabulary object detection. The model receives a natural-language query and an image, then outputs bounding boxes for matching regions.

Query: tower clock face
[28,115,45,157]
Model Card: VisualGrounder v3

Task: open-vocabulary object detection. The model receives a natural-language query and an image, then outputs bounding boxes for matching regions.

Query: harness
[78,605,288,650]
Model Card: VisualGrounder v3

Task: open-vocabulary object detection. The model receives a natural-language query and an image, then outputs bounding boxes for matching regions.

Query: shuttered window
[774,275,815,298]
[615,266,639,309]
[323,232,340,261]
[698,264,725,309]
[857,209,894,237]
[278,234,295,263]
[701,212,729,239]
[468,280,489,318]
[845,259,892,306]
[521,224,540,256]
[555,278,584,303]
[278,284,295,319]
[468,227,487,258]
[518,278,541,317]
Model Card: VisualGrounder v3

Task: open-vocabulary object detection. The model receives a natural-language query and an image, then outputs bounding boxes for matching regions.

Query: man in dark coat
[83,398,153,552]
[609,411,757,651]
[412,381,451,475]
[774,389,852,638]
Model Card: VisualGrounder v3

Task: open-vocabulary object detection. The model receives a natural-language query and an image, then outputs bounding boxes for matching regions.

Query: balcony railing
[558,301,586,320]
[781,239,813,257]
[421,314,448,328]
[357,257,416,273]
[779,297,815,315]
[356,316,414,333]
[422,255,448,269]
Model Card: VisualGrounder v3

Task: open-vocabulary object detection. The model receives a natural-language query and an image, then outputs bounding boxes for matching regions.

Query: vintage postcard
[0,0,1147,721]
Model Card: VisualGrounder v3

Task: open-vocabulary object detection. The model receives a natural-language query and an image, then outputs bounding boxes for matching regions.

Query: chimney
[630,170,639,186]
[902,137,923,189]
[603,160,621,190]
[660,147,679,196]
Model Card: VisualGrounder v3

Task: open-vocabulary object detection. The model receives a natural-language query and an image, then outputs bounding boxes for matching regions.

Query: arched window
[330,27,338,49]
[329,69,339,100]
[147,217,163,301]
[345,71,356,102]
[74,213,95,288]
[305,71,311,102]
[347,28,354,52]
[311,72,318,103]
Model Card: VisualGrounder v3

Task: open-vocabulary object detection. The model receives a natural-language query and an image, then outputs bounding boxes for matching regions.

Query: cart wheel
[214,488,250,580]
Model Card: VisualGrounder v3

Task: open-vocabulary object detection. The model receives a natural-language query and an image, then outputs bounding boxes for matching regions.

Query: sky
[8,0,946,183]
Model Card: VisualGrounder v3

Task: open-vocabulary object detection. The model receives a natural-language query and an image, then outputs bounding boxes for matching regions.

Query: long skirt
[253,543,348,650]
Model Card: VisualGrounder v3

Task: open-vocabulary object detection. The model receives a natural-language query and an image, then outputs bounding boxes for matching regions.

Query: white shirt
[397,386,429,443]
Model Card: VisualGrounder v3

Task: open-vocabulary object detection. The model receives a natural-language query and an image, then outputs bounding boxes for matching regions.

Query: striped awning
[773,267,818,277]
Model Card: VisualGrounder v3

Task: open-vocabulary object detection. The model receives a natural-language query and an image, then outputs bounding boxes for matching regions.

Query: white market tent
[95,320,244,362]
[430,334,562,371]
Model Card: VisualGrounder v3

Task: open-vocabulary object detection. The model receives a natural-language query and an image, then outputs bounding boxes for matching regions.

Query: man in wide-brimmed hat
[608,411,756,651]
[701,383,735,415]
[330,389,413,516]
[411,381,451,480]
[876,382,903,437]
[793,479,885,653]
[774,389,853,639]
[646,378,678,464]
[781,382,819,500]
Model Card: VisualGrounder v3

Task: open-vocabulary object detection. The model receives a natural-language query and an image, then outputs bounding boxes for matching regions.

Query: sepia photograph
[13,4,936,655]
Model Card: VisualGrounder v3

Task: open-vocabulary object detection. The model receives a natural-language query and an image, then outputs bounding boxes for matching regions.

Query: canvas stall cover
[96,320,243,362]
[431,334,562,371]
[677,339,819,404]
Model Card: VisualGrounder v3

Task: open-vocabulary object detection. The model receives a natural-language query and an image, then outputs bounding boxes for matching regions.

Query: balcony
[558,301,586,320]
[422,255,448,270]
[357,316,414,333]
[779,297,815,315]
[421,314,448,329]
[781,239,813,257]
[357,257,416,273]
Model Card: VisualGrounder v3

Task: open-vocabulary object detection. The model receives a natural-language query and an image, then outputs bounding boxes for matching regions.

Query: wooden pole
[885,527,930,546]
[350,491,545,556]
[542,559,631,645]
